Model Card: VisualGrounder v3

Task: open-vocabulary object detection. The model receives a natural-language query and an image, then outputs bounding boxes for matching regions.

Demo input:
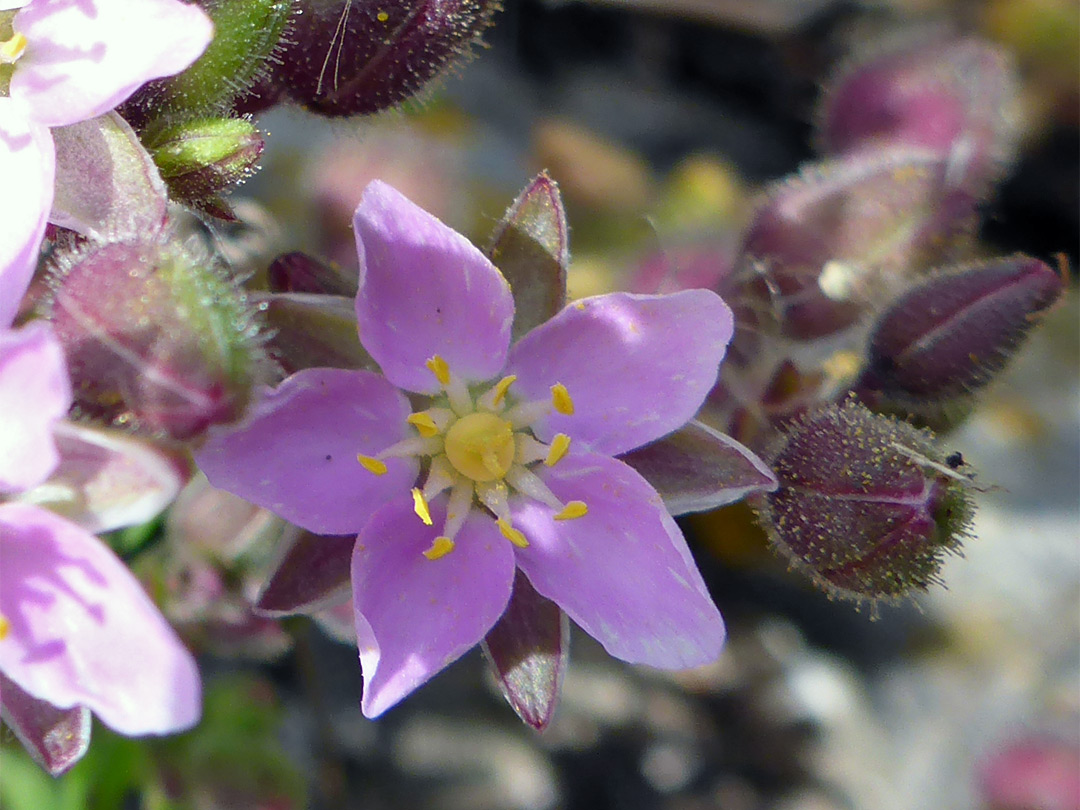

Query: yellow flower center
[444,412,515,482]
[357,355,589,560]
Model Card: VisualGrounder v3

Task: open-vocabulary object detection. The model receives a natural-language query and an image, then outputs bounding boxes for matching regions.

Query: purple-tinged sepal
[853,254,1066,427]
[751,400,974,605]
[252,292,375,374]
[486,172,569,340]
[0,673,91,777]
[47,233,265,441]
[482,571,569,731]
[267,251,358,297]
[620,419,777,515]
[255,531,356,616]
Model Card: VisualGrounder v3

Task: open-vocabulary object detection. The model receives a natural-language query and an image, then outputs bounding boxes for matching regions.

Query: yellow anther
[357,454,388,475]
[544,433,571,466]
[0,614,9,640]
[551,383,574,415]
[423,536,455,560]
[497,518,529,548]
[376,10,389,22]
[491,375,517,407]
[425,355,451,387]
[412,487,433,525]
[0,32,27,64]
[407,412,440,437]
[554,500,588,521]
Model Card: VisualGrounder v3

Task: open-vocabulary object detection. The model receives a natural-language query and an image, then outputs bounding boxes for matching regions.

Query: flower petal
[12,0,214,127]
[196,368,417,536]
[510,451,726,669]
[0,503,201,735]
[506,290,734,456]
[353,180,514,393]
[352,497,516,717]
[20,422,184,534]
[0,672,91,776]
[0,322,70,494]
[0,99,52,327]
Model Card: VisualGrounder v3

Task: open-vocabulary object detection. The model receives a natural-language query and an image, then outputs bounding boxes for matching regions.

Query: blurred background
[1,0,1077,808]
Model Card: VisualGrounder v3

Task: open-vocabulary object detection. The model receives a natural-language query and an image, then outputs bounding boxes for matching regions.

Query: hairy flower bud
[752,400,973,604]
[47,235,264,441]
[739,148,977,341]
[817,33,1019,193]
[271,0,500,117]
[145,117,264,219]
[854,255,1065,423]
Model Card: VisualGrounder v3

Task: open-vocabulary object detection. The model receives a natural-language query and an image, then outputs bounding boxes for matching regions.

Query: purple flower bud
[817,33,1018,193]
[145,117,265,220]
[855,255,1065,416]
[273,0,500,117]
[752,400,973,603]
[47,236,264,441]
[739,148,977,341]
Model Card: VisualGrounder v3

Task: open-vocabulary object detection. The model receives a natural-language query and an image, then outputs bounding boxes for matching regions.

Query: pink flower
[0,311,199,773]
[0,0,213,325]
[197,181,733,717]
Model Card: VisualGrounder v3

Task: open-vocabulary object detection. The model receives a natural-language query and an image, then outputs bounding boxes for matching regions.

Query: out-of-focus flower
[0,288,198,773]
[0,0,213,325]
[198,181,733,717]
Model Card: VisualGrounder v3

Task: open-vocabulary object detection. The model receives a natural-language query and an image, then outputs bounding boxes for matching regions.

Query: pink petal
[0,503,201,735]
[0,322,70,494]
[353,180,514,393]
[31,422,185,534]
[352,497,516,717]
[0,98,53,327]
[196,368,417,536]
[0,672,91,776]
[506,290,734,456]
[510,451,726,669]
[12,0,213,127]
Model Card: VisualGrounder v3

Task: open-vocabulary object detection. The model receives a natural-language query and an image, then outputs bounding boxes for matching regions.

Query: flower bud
[752,400,973,604]
[273,0,499,117]
[47,235,264,441]
[817,33,1018,193]
[854,255,1064,422]
[739,148,978,341]
[145,117,264,219]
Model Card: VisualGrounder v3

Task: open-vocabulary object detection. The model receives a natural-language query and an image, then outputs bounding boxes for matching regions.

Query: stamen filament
[476,480,512,523]
[514,434,549,466]
[554,500,588,520]
[551,383,574,415]
[506,399,551,430]
[506,466,564,510]
[441,479,474,543]
[412,487,433,525]
[380,435,442,459]
[423,536,455,560]
[421,455,456,501]
[497,518,529,548]
[544,433,571,466]
[357,454,388,475]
